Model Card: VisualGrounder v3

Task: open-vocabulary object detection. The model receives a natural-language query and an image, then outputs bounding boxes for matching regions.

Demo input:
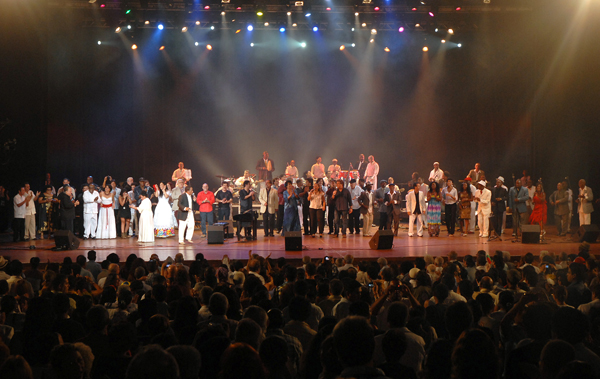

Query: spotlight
[340,45,345,50]
[398,27,404,32]
[305,12,311,17]
[97,40,101,45]
[448,28,454,34]
[237,7,241,10]
[125,9,131,14]
[196,21,200,25]
[89,0,96,3]
[301,42,306,47]
[312,26,318,32]
[411,7,416,11]
[415,23,420,27]
[115,27,121,33]
[250,42,254,47]
[182,26,188,32]
[326,7,331,10]
[423,46,428,51]
[361,23,366,27]
[247,25,253,31]
[280,27,285,32]
[235,29,241,33]
[145,20,150,25]
[127,25,131,29]
[206,44,213,50]
[131,44,138,50]
[371,29,377,35]
[287,11,292,15]
[429,11,434,16]
[384,47,390,52]
[369,39,374,43]
[441,39,446,43]
[158,24,164,30]
[456,6,461,10]
[355,12,359,16]
[264,22,269,26]
[204,5,210,9]
[457,43,462,47]
[221,11,225,15]
[435,28,438,32]
[292,23,297,27]
[100,3,105,7]
[195,42,199,46]
[374,6,380,11]
[256,11,263,16]
[159,45,165,50]
[351,27,355,31]
[351,43,355,47]
[211,25,215,30]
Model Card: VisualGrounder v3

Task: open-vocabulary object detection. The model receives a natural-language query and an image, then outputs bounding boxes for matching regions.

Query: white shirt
[350,186,363,209]
[235,176,254,187]
[25,190,36,215]
[186,194,192,211]
[567,189,573,211]
[13,194,27,218]
[311,163,325,179]
[365,162,380,184]
[367,192,374,214]
[527,186,535,210]
[83,191,100,214]
[112,188,121,210]
[578,299,600,316]
[441,187,458,205]
[429,168,443,183]
[328,164,341,179]
[285,166,299,178]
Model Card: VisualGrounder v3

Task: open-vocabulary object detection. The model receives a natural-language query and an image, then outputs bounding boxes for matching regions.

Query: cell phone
[368,283,374,288]
[165,263,171,268]
[324,256,330,261]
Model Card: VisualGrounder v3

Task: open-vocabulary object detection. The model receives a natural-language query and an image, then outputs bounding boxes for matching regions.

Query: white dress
[154,192,175,238]
[96,196,117,239]
[138,198,155,242]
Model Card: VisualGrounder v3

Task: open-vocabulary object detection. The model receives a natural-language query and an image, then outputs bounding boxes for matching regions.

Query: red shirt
[196,191,215,213]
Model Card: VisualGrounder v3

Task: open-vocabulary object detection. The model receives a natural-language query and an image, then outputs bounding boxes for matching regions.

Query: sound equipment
[369,229,394,250]
[521,224,541,244]
[54,230,80,250]
[573,224,600,243]
[284,231,302,251]
[207,224,225,244]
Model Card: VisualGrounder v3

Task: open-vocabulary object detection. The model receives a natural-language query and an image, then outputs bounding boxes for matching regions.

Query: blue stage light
[280,27,285,32]
[247,25,253,31]
[312,26,318,32]
[158,24,164,30]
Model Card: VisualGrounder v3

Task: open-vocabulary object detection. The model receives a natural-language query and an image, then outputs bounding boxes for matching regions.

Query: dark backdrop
[1,1,599,213]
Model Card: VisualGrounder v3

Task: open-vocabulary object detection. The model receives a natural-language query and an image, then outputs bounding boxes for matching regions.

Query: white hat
[433,161,439,165]
[477,180,487,187]
[409,268,420,279]
[497,176,505,183]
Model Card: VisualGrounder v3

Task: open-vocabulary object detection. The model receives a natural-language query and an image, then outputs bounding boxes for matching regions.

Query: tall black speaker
[285,231,302,251]
[54,230,80,250]
[573,225,600,243]
[207,225,225,244]
[369,230,394,250]
[521,225,541,244]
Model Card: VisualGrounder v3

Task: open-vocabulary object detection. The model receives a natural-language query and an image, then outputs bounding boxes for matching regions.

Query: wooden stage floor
[0,224,591,263]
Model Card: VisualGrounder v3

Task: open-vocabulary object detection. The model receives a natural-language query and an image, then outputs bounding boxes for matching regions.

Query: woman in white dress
[131,190,154,243]
[154,182,175,238]
[96,184,117,239]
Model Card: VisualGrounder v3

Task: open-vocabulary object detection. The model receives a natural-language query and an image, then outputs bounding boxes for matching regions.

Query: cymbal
[215,175,229,178]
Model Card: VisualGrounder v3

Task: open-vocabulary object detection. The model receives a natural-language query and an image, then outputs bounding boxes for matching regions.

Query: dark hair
[429,182,439,194]
[333,316,375,367]
[451,329,499,379]
[140,190,148,197]
[461,182,472,195]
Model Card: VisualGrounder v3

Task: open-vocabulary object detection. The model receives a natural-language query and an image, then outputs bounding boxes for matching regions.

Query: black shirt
[239,189,254,213]
[415,191,421,215]
[215,189,233,209]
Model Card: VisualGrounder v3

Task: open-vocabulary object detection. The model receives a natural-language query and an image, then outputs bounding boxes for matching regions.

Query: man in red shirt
[196,183,215,238]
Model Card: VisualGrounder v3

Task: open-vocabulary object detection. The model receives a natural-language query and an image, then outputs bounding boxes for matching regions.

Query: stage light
[131,44,137,50]
[429,11,434,16]
[125,9,131,14]
[415,23,420,27]
[158,24,164,30]
[423,46,428,51]
[340,45,345,50]
[159,45,165,50]
[257,11,263,16]
[411,7,416,11]
[326,7,331,11]
[456,6,461,10]
[115,27,121,33]
[374,6,380,11]
[435,28,438,32]
[211,25,215,30]
[127,25,132,29]
[312,26,318,32]
[89,0,96,3]
[221,11,225,15]
[235,29,241,33]
[301,42,306,47]
[287,11,292,15]
[206,44,212,50]
[371,28,377,35]
[361,23,366,27]
[237,7,241,10]
[280,27,285,32]
[196,21,200,25]
[250,42,254,46]
[351,43,355,47]
[355,12,359,16]
[195,42,199,46]
[204,5,210,9]
[351,27,355,31]
[448,28,454,34]
[145,20,150,25]
[100,3,105,7]
[369,39,374,43]
[441,39,446,43]
[398,26,404,32]
[97,41,101,45]
[264,22,269,26]
[384,47,390,52]
[182,26,188,32]
[292,23,297,27]
[457,43,462,47]
[247,25,253,31]
[305,12,311,17]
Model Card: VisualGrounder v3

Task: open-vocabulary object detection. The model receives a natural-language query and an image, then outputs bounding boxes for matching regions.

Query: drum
[338,171,349,179]
[349,170,360,180]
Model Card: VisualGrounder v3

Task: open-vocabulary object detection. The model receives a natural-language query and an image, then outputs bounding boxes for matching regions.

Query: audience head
[333,316,375,368]
[126,345,179,379]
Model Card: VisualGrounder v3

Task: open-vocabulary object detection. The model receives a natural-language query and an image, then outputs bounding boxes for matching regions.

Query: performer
[96,184,116,239]
[177,186,195,244]
[332,179,353,237]
[235,171,255,187]
[326,183,337,234]
[562,180,574,233]
[282,180,301,235]
[171,179,185,225]
[109,180,121,237]
[311,157,326,180]
[131,190,154,243]
[490,177,508,241]
[197,183,215,238]
[259,180,279,237]
[474,180,492,238]
[23,183,40,240]
[358,183,374,237]
[239,180,256,239]
[12,187,28,242]
[525,179,535,221]
[387,177,400,194]
[296,178,312,235]
[172,161,192,183]
[520,170,531,188]
[58,186,78,234]
[441,179,458,237]
[256,151,275,181]
[467,163,485,183]
[385,182,402,236]
[215,181,233,221]
[154,182,175,238]
[285,160,299,178]
[406,182,426,237]
[508,179,530,238]
[463,177,477,234]
[57,178,76,200]
[549,182,569,236]
[328,159,341,181]
[354,154,367,179]
[375,180,388,230]
[528,182,548,238]
[83,184,100,239]
[364,155,379,186]
[277,179,286,233]
[348,179,363,234]
[308,178,326,237]
[577,179,594,226]
[118,185,131,238]
[38,186,57,239]
[426,182,442,237]
[458,181,473,237]
[428,162,444,185]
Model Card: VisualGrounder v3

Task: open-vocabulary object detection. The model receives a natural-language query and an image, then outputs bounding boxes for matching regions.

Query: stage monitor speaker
[369,230,394,250]
[207,225,225,244]
[573,224,600,243]
[521,225,541,244]
[54,230,80,250]
[285,231,303,251]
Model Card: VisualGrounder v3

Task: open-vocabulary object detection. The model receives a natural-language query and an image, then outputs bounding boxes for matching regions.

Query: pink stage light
[398,26,404,32]
[412,7,417,11]
[374,6,380,11]
[100,3,105,7]
[204,5,210,9]
[456,6,461,10]
[429,11,434,17]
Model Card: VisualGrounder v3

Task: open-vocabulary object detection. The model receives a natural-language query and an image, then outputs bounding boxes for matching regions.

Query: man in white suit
[406,182,427,237]
[259,180,279,237]
[577,179,594,226]
[83,184,100,239]
[474,180,492,238]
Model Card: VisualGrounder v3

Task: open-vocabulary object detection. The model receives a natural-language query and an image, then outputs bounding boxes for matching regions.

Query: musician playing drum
[328,159,341,181]
[285,160,299,179]
[235,170,255,187]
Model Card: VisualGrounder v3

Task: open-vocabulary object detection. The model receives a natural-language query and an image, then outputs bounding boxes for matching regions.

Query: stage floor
[0,224,588,263]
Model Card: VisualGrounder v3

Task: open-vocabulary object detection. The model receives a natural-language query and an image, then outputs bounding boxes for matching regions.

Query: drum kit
[216,174,260,198]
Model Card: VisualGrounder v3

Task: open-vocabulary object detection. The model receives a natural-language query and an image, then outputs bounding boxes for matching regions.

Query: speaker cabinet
[54,230,80,250]
[369,229,394,250]
[521,224,541,244]
[207,225,225,244]
[573,224,600,243]
[285,231,303,251]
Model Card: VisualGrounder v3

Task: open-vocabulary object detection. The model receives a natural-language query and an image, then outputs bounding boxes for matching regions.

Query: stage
[0,224,589,264]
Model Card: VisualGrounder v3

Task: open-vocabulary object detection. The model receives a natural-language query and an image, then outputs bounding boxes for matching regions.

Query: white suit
[475,188,492,237]
[83,190,100,238]
[406,190,427,237]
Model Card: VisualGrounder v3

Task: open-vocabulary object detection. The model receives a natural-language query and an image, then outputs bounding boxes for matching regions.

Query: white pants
[363,212,373,236]
[478,212,490,237]
[579,212,591,226]
[179,212,195,242]
[408,213,424,236]
[84,213,98,238]
[469,201,477,232]
[25,214,36,239]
